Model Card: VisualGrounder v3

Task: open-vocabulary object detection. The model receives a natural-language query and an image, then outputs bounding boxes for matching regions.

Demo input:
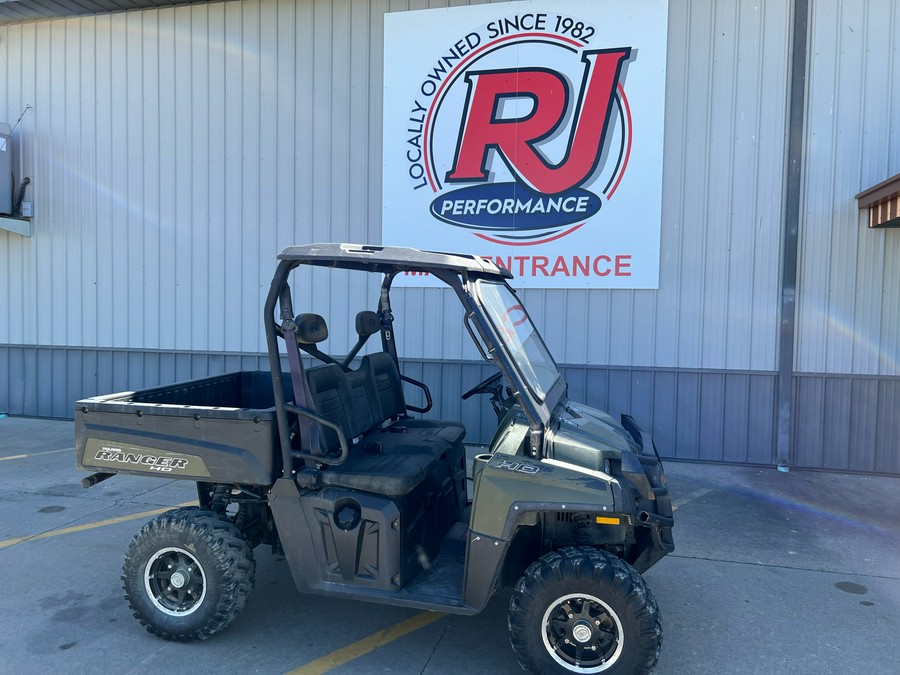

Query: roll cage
[263,243,566,480]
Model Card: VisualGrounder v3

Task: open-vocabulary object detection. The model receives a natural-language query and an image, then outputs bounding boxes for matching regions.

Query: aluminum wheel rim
[541,592,624,673]
[144,546,207,617]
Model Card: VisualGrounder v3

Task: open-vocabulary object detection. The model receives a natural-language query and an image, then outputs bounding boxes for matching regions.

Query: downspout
[776,0,810,470]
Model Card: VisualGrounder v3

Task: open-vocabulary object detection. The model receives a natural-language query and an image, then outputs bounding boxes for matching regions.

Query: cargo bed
[75,371,291,485]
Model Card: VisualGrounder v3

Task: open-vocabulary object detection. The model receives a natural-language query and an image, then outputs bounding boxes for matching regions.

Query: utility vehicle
[75,243,674,674]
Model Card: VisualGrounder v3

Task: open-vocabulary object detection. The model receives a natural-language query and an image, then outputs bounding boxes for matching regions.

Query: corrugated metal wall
[797,0,899,376]
[791,0,900,473]
[0,0,791,364]
[0,0,896,472]
[0,0,387,353]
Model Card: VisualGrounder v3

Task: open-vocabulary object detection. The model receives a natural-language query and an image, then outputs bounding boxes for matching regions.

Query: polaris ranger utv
[75,243,673,674]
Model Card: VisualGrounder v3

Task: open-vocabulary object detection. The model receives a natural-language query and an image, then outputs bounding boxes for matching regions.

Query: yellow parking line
[0,501,197,550]
[286,611,447,675]
[671,487,712,511]
[0,447,73,461]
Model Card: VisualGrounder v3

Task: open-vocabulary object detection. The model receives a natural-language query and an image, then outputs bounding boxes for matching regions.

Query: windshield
[475,281,562,402]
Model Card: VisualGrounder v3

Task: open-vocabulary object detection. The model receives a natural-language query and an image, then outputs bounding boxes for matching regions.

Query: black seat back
[306,364,355,453]
[361,352,407,420]
[346,368,382,436]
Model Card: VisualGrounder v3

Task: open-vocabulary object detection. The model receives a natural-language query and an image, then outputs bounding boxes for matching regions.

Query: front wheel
[508,547,661,674]
[122,507,255,641]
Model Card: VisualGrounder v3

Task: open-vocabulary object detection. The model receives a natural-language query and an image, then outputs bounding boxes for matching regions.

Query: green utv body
[76,243,673,674]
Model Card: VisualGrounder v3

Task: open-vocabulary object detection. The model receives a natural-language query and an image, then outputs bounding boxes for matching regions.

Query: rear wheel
[508,547,661,674]
[122,507,255,641]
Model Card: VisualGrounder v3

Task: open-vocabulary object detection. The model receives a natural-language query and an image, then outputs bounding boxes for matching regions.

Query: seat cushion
[390,419,466,446]
[362,427,454,460]
[319,452,437,497]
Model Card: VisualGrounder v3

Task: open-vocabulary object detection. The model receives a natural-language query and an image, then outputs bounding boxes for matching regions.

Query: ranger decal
[95,447,189,472]
[84,438,210,477]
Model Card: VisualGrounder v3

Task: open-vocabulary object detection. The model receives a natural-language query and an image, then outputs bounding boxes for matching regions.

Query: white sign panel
[383,0,668,288]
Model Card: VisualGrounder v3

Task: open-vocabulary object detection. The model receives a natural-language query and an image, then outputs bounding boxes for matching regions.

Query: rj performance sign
[382,0,668,288]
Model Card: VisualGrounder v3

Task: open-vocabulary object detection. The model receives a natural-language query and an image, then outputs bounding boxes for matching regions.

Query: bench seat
[305,361,466,503]
[319,451,437,497]
[362,353,467,447]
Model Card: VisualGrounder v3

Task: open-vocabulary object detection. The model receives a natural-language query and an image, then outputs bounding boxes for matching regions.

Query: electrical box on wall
[0,122,11,215]
[0,120,33,237]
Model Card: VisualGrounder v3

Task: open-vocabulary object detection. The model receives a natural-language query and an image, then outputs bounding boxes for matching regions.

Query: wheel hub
[542,593,624,671]
[572,621,593,643]
[144,547,207,617]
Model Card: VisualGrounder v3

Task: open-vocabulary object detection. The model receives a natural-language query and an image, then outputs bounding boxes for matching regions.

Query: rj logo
[445,48,631,195]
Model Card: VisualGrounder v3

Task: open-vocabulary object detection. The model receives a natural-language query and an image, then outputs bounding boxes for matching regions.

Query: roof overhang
[856,173,900,229]
[0,0,213,24]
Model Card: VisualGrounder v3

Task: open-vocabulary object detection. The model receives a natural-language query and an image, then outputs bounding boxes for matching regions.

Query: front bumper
[620,415,675,572]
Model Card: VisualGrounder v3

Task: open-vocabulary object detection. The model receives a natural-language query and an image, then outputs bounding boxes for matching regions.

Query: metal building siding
[2,0,790,372]
[793,374,900,474]
[797,0,900,377]
[525,0,789,372]
[0,0,383,354]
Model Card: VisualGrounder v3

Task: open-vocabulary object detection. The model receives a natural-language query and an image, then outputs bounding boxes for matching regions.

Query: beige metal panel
[1,0,790,373]
[883,231,900,375]
[796,0,900,376]
[138,10,161,350]
[205,1,227,351]
[0,22,29,346]
[222,0,247,352]
[0,0,381,354]
[650,0,790,371]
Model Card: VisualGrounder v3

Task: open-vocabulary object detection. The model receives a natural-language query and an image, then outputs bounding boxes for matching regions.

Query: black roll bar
[264,259,299,480]
[284,404,351,465]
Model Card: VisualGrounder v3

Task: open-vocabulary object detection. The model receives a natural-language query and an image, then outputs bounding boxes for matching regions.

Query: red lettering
[513,256,528,276]
[593,255,612,276]
[477,254,630,279]
[445,49,631,193]
[550,256,570,276]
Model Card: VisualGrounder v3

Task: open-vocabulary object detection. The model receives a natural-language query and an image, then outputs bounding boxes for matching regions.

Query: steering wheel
[461,371,504,400]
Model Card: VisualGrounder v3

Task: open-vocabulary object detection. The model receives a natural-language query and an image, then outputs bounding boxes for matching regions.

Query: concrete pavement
[1,415,898,674]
